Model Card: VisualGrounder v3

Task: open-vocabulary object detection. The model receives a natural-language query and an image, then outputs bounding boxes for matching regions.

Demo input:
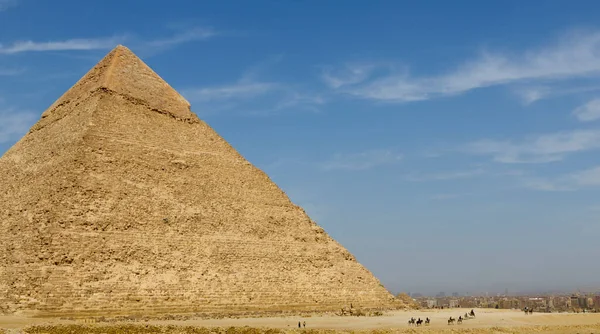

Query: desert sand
[2,308,600,333]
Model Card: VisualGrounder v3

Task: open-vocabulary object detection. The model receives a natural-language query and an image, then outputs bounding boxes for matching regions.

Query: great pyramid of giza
[0,45,401,317]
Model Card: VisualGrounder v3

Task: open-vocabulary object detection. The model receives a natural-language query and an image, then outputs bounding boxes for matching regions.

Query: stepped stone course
[0,45,401,317]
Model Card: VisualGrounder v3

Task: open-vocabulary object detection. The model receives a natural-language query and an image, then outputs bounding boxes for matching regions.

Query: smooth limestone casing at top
[0,46,402,317]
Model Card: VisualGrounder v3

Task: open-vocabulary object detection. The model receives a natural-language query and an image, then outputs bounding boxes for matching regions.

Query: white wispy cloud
[573,99,600,122]
[183,57,282,103]
[322,63,387,89]
[146,27,216,48]
[320,149,402,171]
[0,36,128,54]
[0,67,24,76]
[325,30,600,102]
[524,165,600,191]
[272,92,325,111]
[183,59,325,115]
[514,86,550,105]
[430,193,465,200]
[463,129,600,163]
[522,178,574,192]
[0,36,126,54]
[406,168,485,182]
[570,166,600,186]
[183,81,324,116]
[0,27,216,55]
[184,82,277,102]
[0,0,17,11]
[514,84,600,105]
[0,107,38,144]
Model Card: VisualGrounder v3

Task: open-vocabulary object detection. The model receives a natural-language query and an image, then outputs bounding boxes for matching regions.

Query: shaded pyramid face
[0,46,399,316]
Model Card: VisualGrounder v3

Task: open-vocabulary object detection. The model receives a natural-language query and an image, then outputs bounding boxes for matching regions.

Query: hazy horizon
[1,0,599,295]
[394,285,600,297]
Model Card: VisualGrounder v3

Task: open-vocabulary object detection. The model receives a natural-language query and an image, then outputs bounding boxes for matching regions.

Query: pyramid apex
[43,43,196,122]
[112,44,133,53]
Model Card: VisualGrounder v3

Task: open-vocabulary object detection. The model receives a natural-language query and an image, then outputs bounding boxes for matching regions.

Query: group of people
[408,317,430,326]
[297,321,306,328]
[410,309,476,326]
[448,309,476,325]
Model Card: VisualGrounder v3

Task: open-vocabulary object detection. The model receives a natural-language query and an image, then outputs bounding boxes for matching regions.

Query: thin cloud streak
[524,166,600,191]
[573,99,600,122]
[0,36,128,54]
[0,67,24,76]
[183,82,277,102]
[183,80,324,116]
[0,107,38,144]
[146,27,216,48]
[430,193,465,200]
[406,168,485,182]
[522,178,575,192]
[0,27,216,55]
[320,149,402,171]
[463,129,600,163]
[183,60,325,115]
[322,63,385,89]
[325,30,600,102]
[514,84,600,105]
[0,0,17,11]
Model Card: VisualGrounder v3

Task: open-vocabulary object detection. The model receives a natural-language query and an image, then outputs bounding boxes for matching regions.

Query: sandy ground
[1,308,600,332]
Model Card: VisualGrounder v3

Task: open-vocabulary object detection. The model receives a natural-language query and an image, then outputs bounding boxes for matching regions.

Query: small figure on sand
[303,321,306,328]
[298,321,301,328]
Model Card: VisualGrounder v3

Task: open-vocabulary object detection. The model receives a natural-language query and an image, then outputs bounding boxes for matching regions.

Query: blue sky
[1,0,600,295]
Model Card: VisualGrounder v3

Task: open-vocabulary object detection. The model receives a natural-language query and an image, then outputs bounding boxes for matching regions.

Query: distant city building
[571,295,579,309]
[452,292,459,297]
[436,292,446,298]
[411,291,596,313]
[527,297,546,310]
[426,299,437,308]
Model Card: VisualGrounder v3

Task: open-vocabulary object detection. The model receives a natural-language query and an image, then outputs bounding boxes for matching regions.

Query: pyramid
[0,45,400,317]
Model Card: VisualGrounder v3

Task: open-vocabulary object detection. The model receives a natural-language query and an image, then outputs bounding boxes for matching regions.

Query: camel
[408,317,415,326]
[457,316,463,324]
[425,317,430,325]
[416,318,423,326]
[470,309,476,317]
[448,317,455,325]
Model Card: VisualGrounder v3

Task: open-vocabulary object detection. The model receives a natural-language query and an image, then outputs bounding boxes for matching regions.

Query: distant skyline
[1,0,600,295]
[402,285,600,297]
